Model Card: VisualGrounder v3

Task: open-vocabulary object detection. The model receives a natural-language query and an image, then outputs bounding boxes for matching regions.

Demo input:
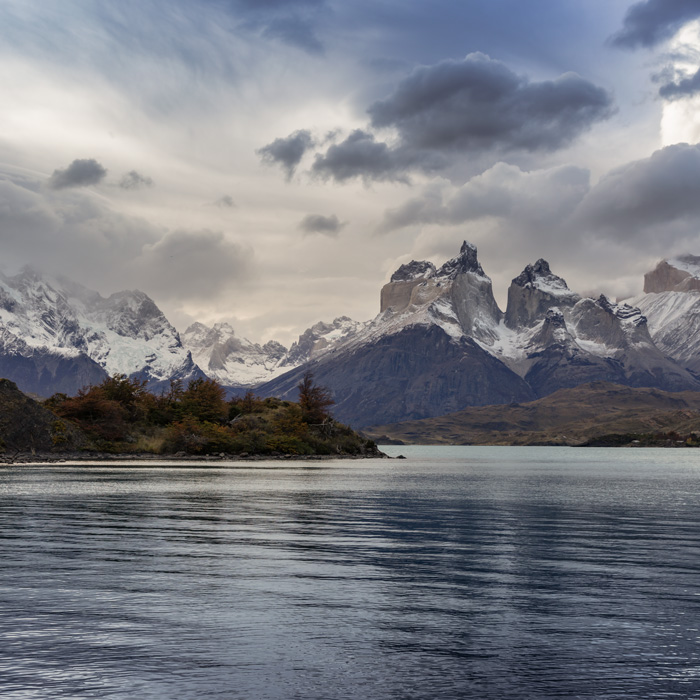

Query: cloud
[298,213,345,237]
[48,159,107,189]
[119,170,154,190]
[379,144,700,259]
[368,53,614,154]
[213,195,236,208]
[0,172,159,280]
[378,163,590,239]
[233,0,324,9]
[138,228,252,301]
[658,66,700,100]
[230,0,327,54]
[0,171,252,308]
[309,54,613,184]
[257,129,315,179]
[573,142,700,241]
[610,0,700,49]
[311,129,420,183]
[261,16,323,54]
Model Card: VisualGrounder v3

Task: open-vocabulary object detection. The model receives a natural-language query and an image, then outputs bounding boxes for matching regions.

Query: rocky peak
[284,316,360,365]
[595,295,646,328]
[262,340,288,360]
[644,256,700,293]
[436,240,486,280]
[505,259,579,329]
[390,260,436,283]
[512,259,571,294]
[544,306,566,327]
[526,306,574,354]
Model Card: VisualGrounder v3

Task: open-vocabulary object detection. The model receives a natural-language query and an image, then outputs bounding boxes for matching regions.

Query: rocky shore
[0,449,388,464]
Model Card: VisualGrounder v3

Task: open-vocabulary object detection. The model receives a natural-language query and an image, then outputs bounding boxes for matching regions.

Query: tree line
[44,371,376,456]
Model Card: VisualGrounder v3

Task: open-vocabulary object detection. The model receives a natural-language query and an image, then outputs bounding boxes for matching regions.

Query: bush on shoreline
[43,373,379,457]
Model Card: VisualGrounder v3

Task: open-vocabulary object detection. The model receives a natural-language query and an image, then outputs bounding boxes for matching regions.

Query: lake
[1,446,700,699]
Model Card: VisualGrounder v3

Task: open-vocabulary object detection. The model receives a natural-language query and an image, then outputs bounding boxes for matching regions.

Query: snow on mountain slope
[182,322,288,387]
[0,267,199,393]
[181,316,365,388]
[626,256,700,373]
[309,242,683,382]
[255,241,700,427]
[629,289,700,372]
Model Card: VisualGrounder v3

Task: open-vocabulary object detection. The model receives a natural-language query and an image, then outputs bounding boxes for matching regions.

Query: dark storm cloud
[368,53,615,154]
[311,130,418,183]
[257,129,315,179]
[574,143,700,238]
[119,170,154,190]
[309,54,613,184]
[48,159,107,189]
[658,67,700,99]
[610,0,700,49]
[299,213,346,237]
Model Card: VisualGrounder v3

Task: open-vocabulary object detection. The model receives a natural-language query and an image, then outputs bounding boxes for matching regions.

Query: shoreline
[0,450,389,465]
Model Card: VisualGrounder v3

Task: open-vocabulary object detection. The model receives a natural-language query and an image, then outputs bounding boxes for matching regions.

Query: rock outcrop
[0,378,84,452]
[644,256,700,293]
[504,259,579,329]
[631,256,700,374]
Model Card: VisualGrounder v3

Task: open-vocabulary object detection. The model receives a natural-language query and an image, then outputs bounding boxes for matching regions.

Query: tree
[52,386,128,441]
[179,378,228,423]
[297,371,334,424]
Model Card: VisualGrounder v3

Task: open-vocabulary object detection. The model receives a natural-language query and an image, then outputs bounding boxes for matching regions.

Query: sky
[2,0,700,346]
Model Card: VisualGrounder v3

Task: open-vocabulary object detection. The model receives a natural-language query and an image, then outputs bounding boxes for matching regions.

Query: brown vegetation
[365,382,700,446]
[39,372,379,457]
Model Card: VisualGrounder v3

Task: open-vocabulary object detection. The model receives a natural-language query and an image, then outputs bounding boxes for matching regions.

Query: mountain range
[2,244,700,431]
[258,243,700,426]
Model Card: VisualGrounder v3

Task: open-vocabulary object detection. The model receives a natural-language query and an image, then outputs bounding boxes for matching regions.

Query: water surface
[1,446,700,698]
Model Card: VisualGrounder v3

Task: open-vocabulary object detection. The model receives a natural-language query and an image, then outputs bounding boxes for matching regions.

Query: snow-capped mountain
[5,246,700,428]
[629,255,700,373]
[182,316,364,388]
[0,267,201,396]
[259,242,700,427]
[182,322,288,388]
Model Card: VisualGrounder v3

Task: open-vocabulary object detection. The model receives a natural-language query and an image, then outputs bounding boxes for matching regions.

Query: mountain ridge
[363,382,700,446]
[258,242,700,426]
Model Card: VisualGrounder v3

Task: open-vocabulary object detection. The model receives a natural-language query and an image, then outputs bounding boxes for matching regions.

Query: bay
[1,446,700,699]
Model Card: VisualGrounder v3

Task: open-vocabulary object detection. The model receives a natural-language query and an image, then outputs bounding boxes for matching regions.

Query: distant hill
[364,382,700,446]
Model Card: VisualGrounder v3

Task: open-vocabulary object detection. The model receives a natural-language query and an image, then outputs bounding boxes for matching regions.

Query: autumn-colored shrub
[164,416,238,454]
[179,378,228,423]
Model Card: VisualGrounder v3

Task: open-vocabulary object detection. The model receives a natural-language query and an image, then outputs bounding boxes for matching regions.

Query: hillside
[0,378,84,454]
[364,382,700,446]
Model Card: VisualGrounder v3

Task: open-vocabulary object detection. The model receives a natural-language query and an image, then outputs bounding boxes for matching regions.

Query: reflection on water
[1,447,700,699]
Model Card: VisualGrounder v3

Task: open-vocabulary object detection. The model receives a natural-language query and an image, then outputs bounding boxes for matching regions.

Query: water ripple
[1,448,700,698]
